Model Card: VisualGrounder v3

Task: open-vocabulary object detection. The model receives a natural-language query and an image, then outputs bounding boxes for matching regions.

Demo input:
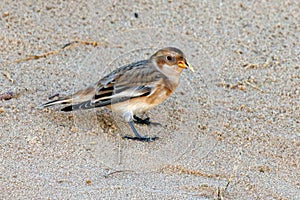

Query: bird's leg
[133,114,162,126]
[125,121,158,142]
[122,112,158,142]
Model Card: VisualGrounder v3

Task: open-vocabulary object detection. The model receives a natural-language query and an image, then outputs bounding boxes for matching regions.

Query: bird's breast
[146,79,178,106]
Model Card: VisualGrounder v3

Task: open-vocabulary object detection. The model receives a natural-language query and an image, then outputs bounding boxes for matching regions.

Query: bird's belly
[110,99,155,114]
[109,88,172,115]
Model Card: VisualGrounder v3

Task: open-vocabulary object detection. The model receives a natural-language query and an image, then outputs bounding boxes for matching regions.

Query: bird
[42,47,194,142]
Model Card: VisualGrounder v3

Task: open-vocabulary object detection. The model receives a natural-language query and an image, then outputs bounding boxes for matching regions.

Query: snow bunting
[42,47,193,141]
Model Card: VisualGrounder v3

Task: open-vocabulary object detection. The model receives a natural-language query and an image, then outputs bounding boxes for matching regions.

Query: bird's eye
[166,55,173,62]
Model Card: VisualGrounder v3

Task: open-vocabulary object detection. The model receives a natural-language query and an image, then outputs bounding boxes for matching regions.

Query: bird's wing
[93,60,162,103]
[60,60,163,111]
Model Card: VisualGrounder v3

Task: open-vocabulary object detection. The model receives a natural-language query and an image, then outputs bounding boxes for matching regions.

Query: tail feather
[42,97,72,108]
[60,100,112,112]
[42,86,96,108]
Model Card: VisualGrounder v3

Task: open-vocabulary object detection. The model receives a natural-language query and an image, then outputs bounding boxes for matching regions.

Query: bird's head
[150,47,194,76]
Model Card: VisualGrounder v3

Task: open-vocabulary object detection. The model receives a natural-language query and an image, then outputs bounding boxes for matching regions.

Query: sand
[1,0,299,199]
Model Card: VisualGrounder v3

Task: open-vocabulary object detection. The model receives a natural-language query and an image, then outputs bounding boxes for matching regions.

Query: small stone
[2,12,9,17]
[86,180,92,185]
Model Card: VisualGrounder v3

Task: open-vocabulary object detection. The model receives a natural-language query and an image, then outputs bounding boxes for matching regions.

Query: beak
[178,59,194,72]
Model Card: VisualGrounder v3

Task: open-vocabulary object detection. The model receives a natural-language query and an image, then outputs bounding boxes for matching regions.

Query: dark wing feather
[61,99,112,112]
[61,86,152,112]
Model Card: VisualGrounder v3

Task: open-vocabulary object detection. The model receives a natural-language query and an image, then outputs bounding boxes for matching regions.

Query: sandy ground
[1,0,299,199]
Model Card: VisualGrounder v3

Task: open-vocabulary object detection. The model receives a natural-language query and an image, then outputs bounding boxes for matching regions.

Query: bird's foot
[122,135,159,142]
[133,115,162,126]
